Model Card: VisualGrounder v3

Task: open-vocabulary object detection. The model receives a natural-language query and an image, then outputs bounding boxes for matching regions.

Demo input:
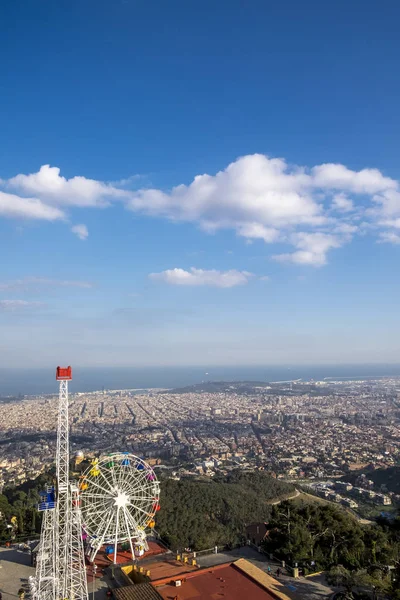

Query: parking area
[0,547,35,600]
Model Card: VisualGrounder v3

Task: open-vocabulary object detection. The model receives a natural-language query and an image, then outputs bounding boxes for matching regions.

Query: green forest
[0,473,52,540]
[155,471,295,550]
[263,500,400,598]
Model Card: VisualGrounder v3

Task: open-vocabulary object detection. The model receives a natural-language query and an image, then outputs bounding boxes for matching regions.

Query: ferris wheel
[79,452,160,563]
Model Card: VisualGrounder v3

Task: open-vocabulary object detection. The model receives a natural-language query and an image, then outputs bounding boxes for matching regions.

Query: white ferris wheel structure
[80,453,161,563]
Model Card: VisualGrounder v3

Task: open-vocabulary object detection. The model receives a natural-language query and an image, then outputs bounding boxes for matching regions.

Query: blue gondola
[38,487,56,511]
[121,452,130,466]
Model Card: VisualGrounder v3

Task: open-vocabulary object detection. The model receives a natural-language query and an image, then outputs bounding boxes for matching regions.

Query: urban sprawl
[1,377,399,517]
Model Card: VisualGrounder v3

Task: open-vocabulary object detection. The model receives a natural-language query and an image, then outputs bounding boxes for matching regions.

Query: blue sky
[1,0,400,367]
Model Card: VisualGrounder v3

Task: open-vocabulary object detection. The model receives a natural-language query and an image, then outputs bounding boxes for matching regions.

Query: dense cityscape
[1,377,399,519]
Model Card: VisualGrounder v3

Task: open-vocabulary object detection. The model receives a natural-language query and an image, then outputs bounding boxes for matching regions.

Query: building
[246,522,269,546]
[114,557,294,600]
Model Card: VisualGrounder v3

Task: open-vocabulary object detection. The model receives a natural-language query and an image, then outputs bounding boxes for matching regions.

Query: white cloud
[0,277,94,291]
[149,268,254,288]
[273,232,343,266]
[2,155,400,264]
[236,223,280,243]
[127,155,326,229]
[0,300,45,311]
[0,190,64,221]
[370,189,400,220]
[108,174,144,187]
[125,155,400,263]
[378,231,400,245]
[333,222,359,235]
[71,224,89,240]
[6,164,123,207]
[378,217,400,229]
[311,163,397,194]
[331,193,354,213]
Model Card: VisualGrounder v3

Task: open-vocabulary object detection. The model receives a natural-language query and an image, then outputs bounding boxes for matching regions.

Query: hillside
[341,466,400,495]
[155,471,296,550]
[366,466,400,495]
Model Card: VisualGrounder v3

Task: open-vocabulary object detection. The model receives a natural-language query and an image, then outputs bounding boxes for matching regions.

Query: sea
[1,364,400,396]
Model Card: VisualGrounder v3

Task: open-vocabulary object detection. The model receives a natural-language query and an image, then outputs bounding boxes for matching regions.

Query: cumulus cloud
[0,190,64,220]
[149,268,254,288]
[0,300,45,311]
[2,155,400,259]
[125,155,400,258]
[236,223,280,243]
[378,231,400,245]
[273,232,343,266]
[0,277,94,291]
[378,217,400,229]
[71,224,89,240]
[311,164,397,194]
[127,155,326,229]
[331,193,354,213]
[6,164,123,207]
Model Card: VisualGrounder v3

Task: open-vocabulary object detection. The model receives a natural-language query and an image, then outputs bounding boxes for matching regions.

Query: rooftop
[92,541,167,569]
[141,558,198,581]
[153,559,294,600]
[113,583,163,600]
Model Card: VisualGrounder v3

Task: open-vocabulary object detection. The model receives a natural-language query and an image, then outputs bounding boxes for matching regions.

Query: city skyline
[1,1,400,366]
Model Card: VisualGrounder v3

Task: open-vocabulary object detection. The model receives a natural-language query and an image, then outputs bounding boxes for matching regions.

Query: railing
[189,546,224,558]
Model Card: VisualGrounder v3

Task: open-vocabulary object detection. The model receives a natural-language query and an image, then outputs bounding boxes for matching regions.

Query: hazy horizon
[2,363,400,396]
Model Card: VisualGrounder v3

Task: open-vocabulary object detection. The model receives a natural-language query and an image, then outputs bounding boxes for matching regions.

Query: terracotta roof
[142,558,198,581]
[113,583,163,600]
[153,559,294,600]
[233,559,295,600]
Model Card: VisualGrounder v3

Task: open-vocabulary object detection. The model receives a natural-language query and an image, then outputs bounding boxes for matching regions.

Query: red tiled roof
[153,561,291,600]
[144,559,198,582]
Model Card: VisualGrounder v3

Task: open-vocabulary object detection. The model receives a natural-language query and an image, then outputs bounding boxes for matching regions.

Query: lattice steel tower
[31,367,88,600]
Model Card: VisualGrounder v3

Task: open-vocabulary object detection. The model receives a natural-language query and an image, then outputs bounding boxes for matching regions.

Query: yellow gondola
[89,458,100,477]
[147,519,155,528]
[79,476,88,491]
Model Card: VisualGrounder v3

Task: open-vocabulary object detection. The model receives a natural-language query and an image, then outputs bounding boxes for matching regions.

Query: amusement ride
[29,367,160,600]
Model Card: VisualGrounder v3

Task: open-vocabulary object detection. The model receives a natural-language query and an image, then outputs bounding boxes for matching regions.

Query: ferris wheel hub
[114,491,129,508]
